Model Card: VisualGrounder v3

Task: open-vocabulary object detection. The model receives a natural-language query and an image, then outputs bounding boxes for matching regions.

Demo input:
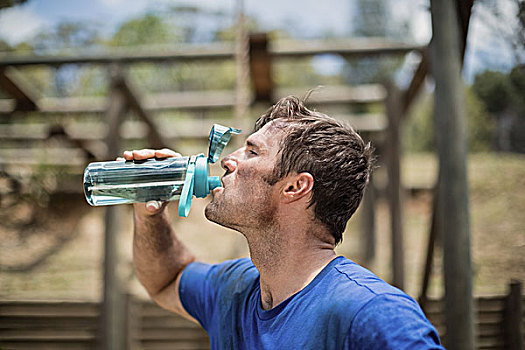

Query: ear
[281,172,314,204]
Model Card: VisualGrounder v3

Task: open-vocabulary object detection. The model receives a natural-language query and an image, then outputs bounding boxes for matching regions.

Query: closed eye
[249,150,258,156]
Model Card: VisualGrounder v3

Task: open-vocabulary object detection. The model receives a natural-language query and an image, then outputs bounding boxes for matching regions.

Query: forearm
[132,204,195,297]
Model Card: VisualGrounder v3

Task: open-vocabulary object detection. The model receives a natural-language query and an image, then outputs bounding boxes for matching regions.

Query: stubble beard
[204,186,277,235]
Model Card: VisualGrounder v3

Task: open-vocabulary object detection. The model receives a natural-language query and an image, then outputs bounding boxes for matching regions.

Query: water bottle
[83,124,241,217]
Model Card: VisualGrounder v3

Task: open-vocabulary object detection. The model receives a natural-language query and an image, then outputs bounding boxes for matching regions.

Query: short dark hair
[255,95,373,245]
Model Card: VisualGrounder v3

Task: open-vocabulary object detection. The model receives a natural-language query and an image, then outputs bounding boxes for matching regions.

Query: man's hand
[119,148,182,215]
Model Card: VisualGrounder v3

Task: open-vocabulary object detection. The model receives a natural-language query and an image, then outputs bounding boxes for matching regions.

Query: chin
[204,202,241,231]
[205,202,225,224]
[204,204,216,222]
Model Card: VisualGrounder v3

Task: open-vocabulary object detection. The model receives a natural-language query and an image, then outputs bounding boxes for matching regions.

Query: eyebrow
[246,139,265,150]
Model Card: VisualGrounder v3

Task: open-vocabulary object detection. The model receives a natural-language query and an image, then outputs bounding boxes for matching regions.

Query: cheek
[237,165,258,180]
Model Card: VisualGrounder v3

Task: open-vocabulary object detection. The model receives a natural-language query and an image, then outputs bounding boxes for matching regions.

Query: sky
[0,0,521,82]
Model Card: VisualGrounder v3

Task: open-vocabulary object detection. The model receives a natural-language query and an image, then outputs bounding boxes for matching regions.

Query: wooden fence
[1,284,523,350]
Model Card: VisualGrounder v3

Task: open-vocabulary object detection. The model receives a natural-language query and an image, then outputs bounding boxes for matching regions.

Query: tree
[473,67,525,152]
[110,13,179,47]
[405,87,495,153]
[0,0,27,10]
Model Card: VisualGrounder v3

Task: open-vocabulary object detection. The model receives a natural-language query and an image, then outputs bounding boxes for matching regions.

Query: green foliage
[110,13,180,47]
[472,66,525,152]
[404,87,495,153]
[344,0,411,84]
[404,93,434,152]
[33,21,100,52]
[509,65,525,114]
[465,86,496,152]
[471,66,525,116]
[472,70,512,113]
[0,0,27,10]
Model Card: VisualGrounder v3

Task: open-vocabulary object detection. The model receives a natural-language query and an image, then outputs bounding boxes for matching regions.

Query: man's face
[205,121,285,232]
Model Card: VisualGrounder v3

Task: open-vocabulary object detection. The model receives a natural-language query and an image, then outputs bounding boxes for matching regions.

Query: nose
[221,153,238,175]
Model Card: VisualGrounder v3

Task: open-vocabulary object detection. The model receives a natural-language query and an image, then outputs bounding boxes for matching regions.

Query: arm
[125,149,196,321]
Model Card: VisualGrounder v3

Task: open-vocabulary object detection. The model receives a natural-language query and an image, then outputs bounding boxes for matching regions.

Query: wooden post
[234,0,251,139]
[100,65,127,350]
[429,0,475,349]
[249,33,272,103]
[419,184,439,310]
[125,294,139,350]
[505,280,523,350]
[385,82,404,290]
[360,173,376,267]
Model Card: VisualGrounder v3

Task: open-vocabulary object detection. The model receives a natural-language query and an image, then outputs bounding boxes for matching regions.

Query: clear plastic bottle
[83,124,240,216]
[84,157,190,206]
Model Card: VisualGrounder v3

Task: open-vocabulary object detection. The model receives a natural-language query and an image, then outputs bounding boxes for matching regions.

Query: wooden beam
[0,43,235,67]
[0,39,422,68]
[401,0,473,115]
[0,85,385,115]
[430,0,475,348]
[0,113,385,146]
[116,75,169,149]
[46,124,100,160]
[385,82,405,290]
[0,90,238,115]
[276,84,386,104]
[402,47,429,115]
[273,38,423,58]
[0,67,39,111]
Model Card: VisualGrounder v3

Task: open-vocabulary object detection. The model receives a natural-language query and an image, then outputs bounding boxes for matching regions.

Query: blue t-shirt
[179,256,443,349]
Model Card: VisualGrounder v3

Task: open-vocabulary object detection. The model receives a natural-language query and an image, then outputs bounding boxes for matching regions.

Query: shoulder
[211,257,258,288]
[327,259,442,348]
[182,257,258,293]
[302,257,409,325]
[347,293,443,349]
[323,257,408,307]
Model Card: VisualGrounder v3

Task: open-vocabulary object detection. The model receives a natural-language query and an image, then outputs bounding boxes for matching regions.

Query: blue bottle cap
[208,176,221,191]
[193,154,209,198]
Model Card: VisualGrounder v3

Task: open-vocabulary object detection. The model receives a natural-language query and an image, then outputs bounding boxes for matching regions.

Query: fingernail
[147,201,160,211]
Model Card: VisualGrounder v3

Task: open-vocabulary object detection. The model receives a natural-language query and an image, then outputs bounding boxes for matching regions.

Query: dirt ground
[1,153,524,301]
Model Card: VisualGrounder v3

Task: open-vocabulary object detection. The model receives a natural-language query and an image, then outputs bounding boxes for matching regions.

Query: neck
[244,219,336,310]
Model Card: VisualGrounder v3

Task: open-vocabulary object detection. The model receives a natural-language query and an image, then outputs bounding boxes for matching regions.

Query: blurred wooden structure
[1,281,523,349]
[429,0,475,348]
[0,34,417,349]
[0,0,505,348]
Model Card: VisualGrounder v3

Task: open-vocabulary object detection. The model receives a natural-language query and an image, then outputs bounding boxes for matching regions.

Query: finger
[132,149,156,160]
[146,201,161,213]
[116,157,125,161]
[123,151,134,160]
[145,200,165,213]
[155,148,181,158]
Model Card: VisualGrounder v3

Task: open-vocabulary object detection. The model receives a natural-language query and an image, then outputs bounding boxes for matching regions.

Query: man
[125,96,443,349]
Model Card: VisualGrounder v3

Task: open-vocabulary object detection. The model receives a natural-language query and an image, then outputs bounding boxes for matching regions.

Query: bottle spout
[207,124,241,163]
[208,176,221,191]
